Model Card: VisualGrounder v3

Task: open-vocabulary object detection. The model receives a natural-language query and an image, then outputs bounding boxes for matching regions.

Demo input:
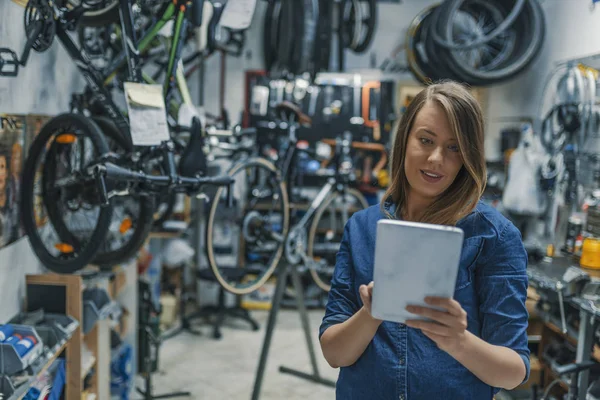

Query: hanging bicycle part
[339,0,377,54]
[0,0,59,77]
[207,1,247,57]
[405,0,545,86]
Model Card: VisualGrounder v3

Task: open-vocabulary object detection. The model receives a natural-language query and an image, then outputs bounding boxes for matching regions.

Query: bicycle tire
[307,188,368,292]
[405,5,438,85]
[312,0,333,76]
[431,0,516,86]
[443,0,545,84]
[262,0,280,72]
[21,113,113,274]
[90,117,155,269]
[206,157,290,295]
[432,0,525,51]
[352,0,377,53]
[65,0,122,27]
[300,0,319,75]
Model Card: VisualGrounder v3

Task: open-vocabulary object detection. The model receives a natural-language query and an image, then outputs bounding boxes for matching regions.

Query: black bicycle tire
[432,0,517,86]
[443,0,545,83]
[90,117,155,269]
[352,0,377,53]
[307,188,369,292]
[273,0,296,74]
[422,4,460,83]
[432,0,525,51]
[405,5,437,84]
[21,113,113,274]
[65,0,122,27]
[262,0,279,73]
[206,157,290,295]
[312,0,333,76]
[298,0,319,75]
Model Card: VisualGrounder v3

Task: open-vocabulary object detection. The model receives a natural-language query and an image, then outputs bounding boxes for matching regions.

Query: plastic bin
[10,311,78,349]
[82,287,121,334]
[0,325,44,376]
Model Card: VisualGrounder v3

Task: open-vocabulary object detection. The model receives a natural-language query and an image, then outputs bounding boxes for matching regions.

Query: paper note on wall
[219,0,257,30]
[124,82,170,146]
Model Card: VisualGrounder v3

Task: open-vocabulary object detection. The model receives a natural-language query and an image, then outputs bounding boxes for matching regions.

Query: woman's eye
[448,145,459,153]
[419,138,432,145]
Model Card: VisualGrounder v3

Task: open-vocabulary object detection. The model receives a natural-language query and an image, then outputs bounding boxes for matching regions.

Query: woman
[319,81,529,399]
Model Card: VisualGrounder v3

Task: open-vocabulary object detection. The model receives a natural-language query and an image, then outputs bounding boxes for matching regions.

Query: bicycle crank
[285,227,308,265]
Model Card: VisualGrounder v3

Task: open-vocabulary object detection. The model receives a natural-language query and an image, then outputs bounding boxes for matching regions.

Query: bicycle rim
[21,113,112,274]
[307,188,369,292]
[206,158,289,295]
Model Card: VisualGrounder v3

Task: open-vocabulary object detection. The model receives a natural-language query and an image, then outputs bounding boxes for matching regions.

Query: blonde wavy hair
[381,81,487,226]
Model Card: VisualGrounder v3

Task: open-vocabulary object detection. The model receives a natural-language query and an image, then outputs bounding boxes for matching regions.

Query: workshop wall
[197,0,600,162]
[0,1,83,323]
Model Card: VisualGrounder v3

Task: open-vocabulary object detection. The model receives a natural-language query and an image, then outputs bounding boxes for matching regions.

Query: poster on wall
[0,114,25,248]
[26,114,52,229]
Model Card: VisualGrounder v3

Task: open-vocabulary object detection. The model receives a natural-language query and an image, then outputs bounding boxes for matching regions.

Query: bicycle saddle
[274,101,312,127]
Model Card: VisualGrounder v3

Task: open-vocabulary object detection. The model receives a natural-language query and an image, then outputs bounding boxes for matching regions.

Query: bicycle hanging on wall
[0,0,234,274]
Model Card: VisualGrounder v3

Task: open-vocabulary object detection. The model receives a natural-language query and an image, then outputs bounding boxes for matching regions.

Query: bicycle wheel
[307,188,369,292]
[206,157,289,295]
[21,113,113,274]
[64,0,121,26]
[90,117,155,269]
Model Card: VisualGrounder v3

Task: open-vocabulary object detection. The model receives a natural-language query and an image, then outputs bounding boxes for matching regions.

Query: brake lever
[0,48,19,77]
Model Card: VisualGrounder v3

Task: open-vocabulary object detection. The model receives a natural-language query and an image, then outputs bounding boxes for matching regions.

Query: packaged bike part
[0,324,14,342]
[0,324,44,375]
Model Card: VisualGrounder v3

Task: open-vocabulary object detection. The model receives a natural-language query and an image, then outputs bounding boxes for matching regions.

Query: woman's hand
[359,281,381,321]
[404,297,468,353]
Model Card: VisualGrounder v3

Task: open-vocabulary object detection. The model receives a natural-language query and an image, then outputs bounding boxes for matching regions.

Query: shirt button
[399,358,405,365]
[399,395,404,400]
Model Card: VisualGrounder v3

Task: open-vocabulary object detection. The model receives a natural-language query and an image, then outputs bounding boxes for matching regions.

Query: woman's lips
[420,169,443,183]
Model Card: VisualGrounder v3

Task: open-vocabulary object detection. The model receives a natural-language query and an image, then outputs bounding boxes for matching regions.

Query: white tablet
[371,219,464,323]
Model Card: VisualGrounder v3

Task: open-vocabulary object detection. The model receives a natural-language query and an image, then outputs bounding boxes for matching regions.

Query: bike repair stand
[161,260,202,341]
[251,262,336,400]
[137,280,191,399]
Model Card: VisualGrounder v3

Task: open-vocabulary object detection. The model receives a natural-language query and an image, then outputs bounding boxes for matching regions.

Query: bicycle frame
[66,1,190,135]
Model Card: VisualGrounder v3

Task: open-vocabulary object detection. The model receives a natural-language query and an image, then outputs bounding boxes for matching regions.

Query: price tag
[124,82,170,146]
[219,0,257,30]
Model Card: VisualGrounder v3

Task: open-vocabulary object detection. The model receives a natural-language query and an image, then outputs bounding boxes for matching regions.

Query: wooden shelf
[11,340,70,400]
[26,274,82,399]
[149,231,184,239]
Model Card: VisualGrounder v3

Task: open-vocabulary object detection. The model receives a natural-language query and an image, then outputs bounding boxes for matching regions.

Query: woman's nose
[427,146,444,164]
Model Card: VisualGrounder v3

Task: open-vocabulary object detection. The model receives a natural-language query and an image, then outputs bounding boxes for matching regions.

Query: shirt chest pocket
[455,237,484,291]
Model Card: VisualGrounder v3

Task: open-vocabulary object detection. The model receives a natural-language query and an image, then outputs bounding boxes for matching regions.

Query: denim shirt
[319,201,530,400]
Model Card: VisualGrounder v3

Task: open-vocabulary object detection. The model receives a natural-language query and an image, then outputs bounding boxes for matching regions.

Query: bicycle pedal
[0,48,19,77]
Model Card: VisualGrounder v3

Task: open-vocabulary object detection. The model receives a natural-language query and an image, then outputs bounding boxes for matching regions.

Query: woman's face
[404,101,464,203]
[0,156,7,192]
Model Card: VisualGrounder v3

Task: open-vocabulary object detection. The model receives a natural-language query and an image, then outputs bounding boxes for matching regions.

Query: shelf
[148,231,184,239]
[7,340,69,400]
[81,357,96,380]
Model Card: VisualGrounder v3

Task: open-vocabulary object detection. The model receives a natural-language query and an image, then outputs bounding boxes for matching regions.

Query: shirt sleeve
[319,218,361,340]
[476,222,531,389]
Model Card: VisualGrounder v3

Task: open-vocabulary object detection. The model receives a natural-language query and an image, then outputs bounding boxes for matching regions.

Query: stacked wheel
[406,0,545,86]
